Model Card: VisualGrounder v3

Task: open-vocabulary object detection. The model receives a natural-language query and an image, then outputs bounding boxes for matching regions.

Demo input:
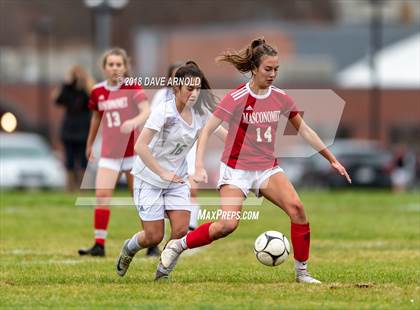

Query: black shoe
[78,243,105,257]
[146,246,161,257]
[154,270,169,281]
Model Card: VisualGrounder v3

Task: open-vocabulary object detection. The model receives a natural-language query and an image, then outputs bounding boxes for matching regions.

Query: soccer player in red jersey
[161,39,352,283]
[78,48,157,257]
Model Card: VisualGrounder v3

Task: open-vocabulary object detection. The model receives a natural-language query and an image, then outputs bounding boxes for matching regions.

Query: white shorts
[133,177,191,221]
[217,162,284,197]
[98,156,135,172]
[391,168,409,187]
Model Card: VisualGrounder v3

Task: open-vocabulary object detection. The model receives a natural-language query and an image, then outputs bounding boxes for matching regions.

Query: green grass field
[1,190,419,309]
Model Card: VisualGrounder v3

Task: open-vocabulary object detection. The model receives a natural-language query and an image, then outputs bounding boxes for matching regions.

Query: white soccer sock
[295,260,308,272]
[156,261,168,274]
[179,236,188,250]
[189,203,200,229]
[127,232,144,255]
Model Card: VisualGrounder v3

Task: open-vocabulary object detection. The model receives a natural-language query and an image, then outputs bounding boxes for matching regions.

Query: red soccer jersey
[88,81,147,158]
[213,82,298,170]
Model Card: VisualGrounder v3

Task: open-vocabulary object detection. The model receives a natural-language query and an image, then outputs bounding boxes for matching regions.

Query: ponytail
[216,38,277,74]
[173,61,217,115]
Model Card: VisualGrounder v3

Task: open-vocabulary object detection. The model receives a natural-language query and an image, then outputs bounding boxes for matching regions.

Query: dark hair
[173,61,217,115]
[216,38,277,74]
[166,63,182,79]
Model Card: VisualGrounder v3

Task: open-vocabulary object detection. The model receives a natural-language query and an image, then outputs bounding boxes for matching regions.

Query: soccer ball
[254,231,290,266]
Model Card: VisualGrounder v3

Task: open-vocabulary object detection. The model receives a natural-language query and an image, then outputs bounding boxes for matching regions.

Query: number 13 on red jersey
[105,111,121,128]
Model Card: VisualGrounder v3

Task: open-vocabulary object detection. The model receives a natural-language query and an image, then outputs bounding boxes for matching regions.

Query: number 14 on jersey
[256,126,272,143]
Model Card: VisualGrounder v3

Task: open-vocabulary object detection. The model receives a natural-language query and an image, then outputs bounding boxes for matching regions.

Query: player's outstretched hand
[331,160,352,184]
[120,119,136,134]
[159,171,185,184]
[193,168,208,184]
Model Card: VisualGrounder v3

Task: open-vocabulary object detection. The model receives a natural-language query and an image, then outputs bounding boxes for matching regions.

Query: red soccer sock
[94,207,110,246]
[185,222,214,249]
[291,222,310,262]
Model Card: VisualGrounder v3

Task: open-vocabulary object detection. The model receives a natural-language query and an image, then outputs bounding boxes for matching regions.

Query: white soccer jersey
[132,97,208,188]
[150,87,174,110]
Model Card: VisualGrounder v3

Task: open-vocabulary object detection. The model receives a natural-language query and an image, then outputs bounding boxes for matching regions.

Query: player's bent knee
[96,189,112,199]
[95,189,112,206]
[143,231,164,247]
[286,200,306,223]
[151,236,164,247]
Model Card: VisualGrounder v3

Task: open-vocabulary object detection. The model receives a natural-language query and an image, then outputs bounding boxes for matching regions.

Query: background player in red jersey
[161,38,352,283]
[78,48,157,257]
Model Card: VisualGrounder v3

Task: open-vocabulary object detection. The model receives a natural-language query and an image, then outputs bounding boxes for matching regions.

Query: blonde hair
[69,65,95,93]
[100,47,131,77]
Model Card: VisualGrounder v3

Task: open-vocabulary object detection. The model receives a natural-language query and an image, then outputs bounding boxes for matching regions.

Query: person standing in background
[55,65,94,192]
[78,48,158,257]
[391,144,416,192]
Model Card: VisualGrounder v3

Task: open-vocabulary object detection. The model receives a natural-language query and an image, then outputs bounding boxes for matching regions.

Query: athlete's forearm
[300,125,336,163]
[196,116,222,170]
[214,126,228,142]
[319,147,337,164]
[86,111,100,148]
[195,128,210,170]
[135,142,165,176]
[131,100,151,128]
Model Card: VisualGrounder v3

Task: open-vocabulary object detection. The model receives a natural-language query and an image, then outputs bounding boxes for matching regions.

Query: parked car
[280,139,393,189]
[0,132,66,189]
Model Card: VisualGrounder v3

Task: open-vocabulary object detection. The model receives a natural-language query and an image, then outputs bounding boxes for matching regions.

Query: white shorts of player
[97,156,136,172]
[217,162,284,197]
[133,176,192,221]
[391,168,410,187]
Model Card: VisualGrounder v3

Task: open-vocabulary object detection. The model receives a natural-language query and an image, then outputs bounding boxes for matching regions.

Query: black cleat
[154,269,169,281]
[146,246,161,257]
[78,243,105,257]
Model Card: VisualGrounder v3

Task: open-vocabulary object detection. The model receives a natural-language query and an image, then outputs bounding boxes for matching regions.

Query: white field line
[1,248,203,265]
[1,259,114,266]
[398,203,420,212]
[75,196,264,207]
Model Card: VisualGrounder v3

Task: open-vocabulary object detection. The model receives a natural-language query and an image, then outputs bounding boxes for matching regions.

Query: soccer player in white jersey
[151,63,202,231]
[115,61,226,279]
[78,48,154,257]
[160,39,352,284]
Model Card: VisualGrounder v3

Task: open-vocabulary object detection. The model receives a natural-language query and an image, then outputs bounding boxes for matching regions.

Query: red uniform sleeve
[213,93,236,122]
[283,93,299,119]
[88,89,98,111]
[132,84,147,104]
